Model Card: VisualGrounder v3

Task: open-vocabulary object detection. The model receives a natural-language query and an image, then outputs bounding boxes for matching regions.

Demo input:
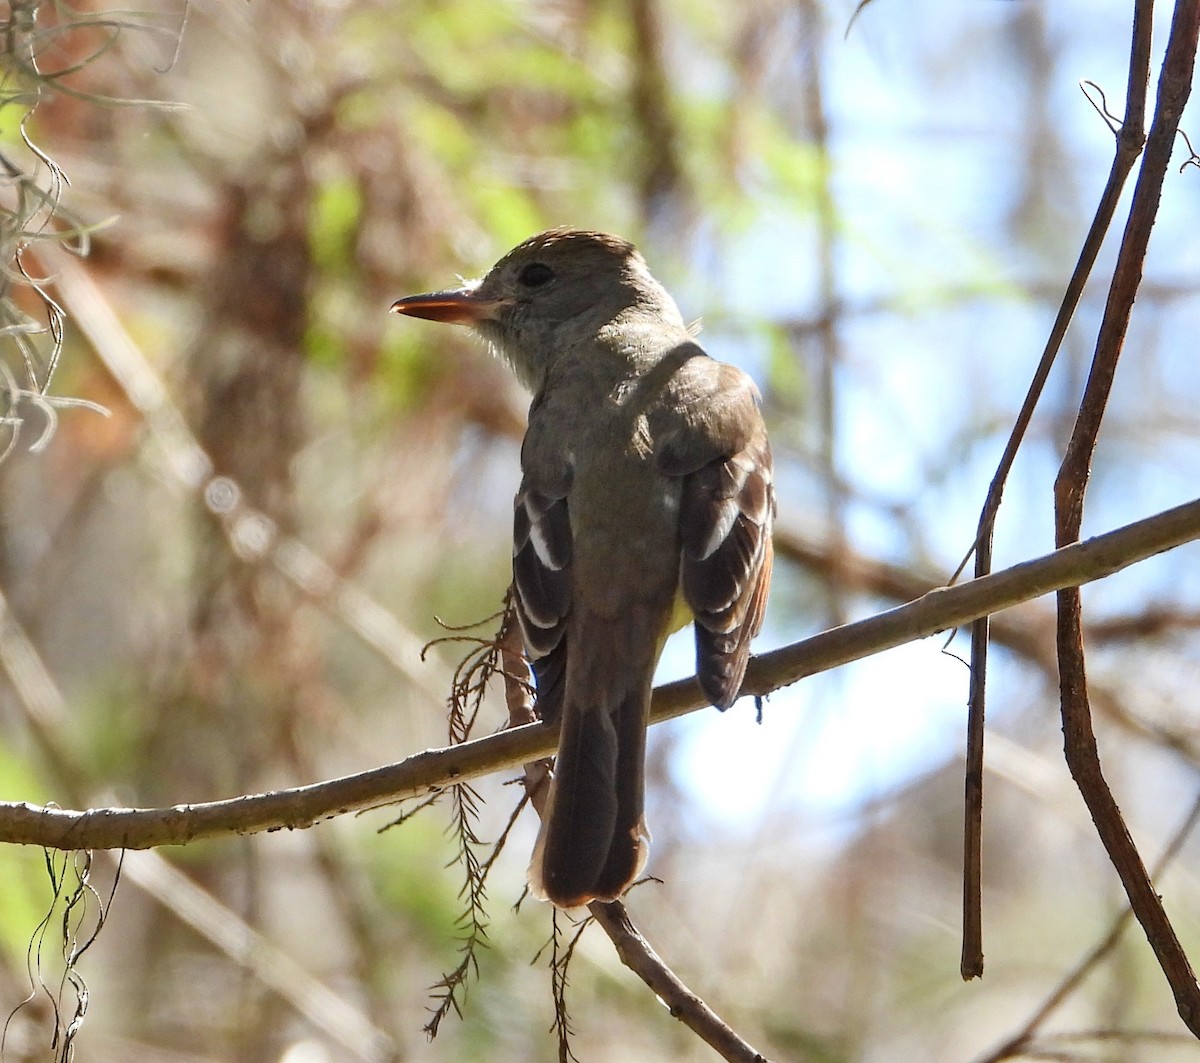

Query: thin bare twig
[549,910,588,1063]
[588,900,772,1063]
[958,0,1156,979]
[1179,127,1200,169]
[1052,0,1200,1035]
[424,613,522,1039]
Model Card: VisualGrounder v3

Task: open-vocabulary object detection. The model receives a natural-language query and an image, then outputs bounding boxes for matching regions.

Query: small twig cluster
[1,848,121,1063]
[418,607,528,1039]
[529,909,590,1063]
[0,1,91,460]
[0,0,180,462]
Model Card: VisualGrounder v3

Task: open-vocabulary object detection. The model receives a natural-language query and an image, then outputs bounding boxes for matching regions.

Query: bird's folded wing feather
[512,458,573,723]
[654,354,775,709]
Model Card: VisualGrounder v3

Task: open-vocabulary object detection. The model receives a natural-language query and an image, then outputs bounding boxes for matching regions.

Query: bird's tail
[529,606,660,908]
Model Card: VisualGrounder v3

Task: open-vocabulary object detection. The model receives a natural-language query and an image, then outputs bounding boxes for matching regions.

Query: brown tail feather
[529,609,656,907]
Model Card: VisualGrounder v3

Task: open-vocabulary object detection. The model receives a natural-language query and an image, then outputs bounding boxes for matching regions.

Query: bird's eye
[518,262,555,288]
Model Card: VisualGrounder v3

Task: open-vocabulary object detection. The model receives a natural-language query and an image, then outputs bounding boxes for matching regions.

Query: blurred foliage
[0,0,1199,1061]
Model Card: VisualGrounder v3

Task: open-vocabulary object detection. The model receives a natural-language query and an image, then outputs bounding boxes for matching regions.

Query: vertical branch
[959,0,1155,980]
[1052,0,1200,1034]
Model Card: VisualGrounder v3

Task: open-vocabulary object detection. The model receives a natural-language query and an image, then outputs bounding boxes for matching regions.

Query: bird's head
[391,228,684,390]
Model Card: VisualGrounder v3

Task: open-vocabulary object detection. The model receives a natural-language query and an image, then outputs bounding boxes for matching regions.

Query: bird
[391,228,774,908]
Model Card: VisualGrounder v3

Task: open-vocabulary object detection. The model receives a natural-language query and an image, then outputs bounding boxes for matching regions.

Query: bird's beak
[389,287,502,326]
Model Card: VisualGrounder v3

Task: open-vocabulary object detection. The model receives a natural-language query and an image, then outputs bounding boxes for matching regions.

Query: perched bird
[391,229,774,908]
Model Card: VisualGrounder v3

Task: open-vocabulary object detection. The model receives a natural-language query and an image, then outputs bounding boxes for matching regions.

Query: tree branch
[1052,0,1200,1036]
[959,0,1157,979]
[589,899,772,1063]
[0,496,1196,851]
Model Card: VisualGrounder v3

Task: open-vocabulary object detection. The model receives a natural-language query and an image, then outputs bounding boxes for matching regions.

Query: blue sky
[649,0,1200,828]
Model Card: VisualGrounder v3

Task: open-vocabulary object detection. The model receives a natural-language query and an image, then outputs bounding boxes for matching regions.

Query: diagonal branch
[0,496,1197,851]
[1052,0,1200,1037]
[588,899,772,1063]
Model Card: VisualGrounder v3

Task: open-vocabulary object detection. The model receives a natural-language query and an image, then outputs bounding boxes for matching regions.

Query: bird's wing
[512,443,573,723]
[654,354,775,710]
